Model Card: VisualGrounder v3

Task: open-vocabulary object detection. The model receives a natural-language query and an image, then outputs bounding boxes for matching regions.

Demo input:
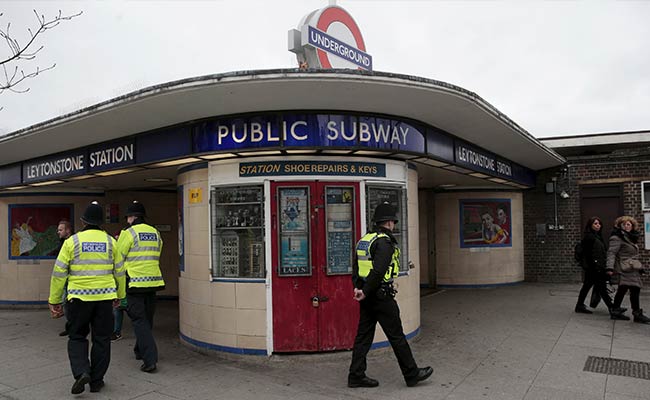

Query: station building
[525,131,650,285]
[0,5,567,355]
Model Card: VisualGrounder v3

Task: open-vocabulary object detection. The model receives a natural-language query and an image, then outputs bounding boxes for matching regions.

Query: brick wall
[524,147,650,283]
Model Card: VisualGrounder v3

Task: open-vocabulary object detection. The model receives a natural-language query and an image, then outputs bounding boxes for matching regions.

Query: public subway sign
[239,161,386,178]
[288,5,372,70]
[22,140,135,183]
[455,141,513,179]
[193,114,425,154]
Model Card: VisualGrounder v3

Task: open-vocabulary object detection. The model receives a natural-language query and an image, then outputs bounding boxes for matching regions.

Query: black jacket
[582,230,607,271]
[352,226,398,297]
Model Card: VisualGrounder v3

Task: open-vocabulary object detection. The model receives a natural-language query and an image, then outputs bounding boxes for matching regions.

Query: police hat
[81,201,103,226]
[125,201,146,217]
[372,202,398,224]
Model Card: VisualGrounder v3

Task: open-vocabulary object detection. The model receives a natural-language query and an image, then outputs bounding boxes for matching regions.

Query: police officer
[348,202,433,388]
[49,202,126,394]
[117,201,165,373]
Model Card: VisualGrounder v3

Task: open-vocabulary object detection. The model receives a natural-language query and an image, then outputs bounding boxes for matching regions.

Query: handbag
[620,258,643,272]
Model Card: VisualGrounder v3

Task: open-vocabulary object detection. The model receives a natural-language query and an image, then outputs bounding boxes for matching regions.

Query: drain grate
[584,356,650,380]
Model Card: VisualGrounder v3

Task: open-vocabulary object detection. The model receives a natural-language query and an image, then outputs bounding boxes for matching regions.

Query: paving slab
[0,283,649,400]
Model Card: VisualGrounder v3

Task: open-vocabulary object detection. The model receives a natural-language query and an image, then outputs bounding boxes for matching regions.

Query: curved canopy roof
[0,69,563,171]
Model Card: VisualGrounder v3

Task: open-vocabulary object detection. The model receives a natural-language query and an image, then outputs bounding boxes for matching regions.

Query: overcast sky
[1,0,649,138]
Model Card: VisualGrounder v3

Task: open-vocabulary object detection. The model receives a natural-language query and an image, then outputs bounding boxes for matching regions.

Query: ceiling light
[285,150,319,154]
[4,185,28,190]
[488,177,509,184]
[29,180,65,186]
[353,150,388,156]
[68,174,95,181]
[148,157,202,167]
[94,168,135,177]
[199,153,237,160]
[321,150,352,154]
[236,150,283,157]
[469,172,490,178]
[437,183,457,188]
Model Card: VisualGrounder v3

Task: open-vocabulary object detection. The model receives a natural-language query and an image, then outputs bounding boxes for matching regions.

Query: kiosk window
[211,185,264,278]
[366,185,408,272]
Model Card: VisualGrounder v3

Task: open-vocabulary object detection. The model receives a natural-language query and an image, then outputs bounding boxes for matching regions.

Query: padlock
[311,296,319,308]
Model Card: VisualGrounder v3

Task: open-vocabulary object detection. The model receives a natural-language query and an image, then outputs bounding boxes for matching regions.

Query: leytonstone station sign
[289,5,372,71]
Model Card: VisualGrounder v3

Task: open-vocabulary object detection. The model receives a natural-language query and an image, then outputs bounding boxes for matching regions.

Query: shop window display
[211,185,264,278]
[365,185,408,272]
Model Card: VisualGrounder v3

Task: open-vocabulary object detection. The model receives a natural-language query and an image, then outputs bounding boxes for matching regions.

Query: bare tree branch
[0,9,82,100]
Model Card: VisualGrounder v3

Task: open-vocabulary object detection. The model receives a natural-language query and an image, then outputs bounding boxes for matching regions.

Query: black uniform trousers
[349,294,418,380]
[127,291,158,366]
[67,299,113,383]
[577,269,613,309]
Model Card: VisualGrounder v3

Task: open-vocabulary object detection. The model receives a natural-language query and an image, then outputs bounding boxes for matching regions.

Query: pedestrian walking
[117,201,165,373]
[348,202,433,388]
[55,220,73,336]
[48,201,126,394]
[574,216,619,315]
[606,216,650,323]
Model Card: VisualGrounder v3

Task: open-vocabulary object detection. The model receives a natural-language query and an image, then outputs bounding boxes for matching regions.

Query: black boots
[348,375,379,388]
[610,307,630,320]
[71,372,90,394]
[633,309,650,324]
[575,304,593,314]
[406,366,434,387]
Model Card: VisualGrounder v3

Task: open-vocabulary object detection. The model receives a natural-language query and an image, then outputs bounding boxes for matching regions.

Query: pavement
[1,283,650,400]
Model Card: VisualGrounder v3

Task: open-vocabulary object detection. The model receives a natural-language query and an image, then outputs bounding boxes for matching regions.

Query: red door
[271,181,360,352]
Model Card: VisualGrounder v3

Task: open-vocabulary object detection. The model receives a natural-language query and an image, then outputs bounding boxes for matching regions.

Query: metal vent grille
[584,356,650,380]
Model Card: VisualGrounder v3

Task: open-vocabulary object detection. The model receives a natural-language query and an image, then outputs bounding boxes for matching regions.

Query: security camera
[560,191,570,199]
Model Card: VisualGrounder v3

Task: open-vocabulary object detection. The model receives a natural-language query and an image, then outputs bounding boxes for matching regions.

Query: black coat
[582,230,607,271]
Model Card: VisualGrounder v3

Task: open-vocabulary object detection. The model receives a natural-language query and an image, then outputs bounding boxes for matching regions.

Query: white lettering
[217,125,229,145]
[250,122,263,142]
[327,121,338,140]
[290,121,308,140]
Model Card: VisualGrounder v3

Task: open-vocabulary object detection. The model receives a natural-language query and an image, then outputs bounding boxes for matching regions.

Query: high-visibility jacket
[117,223,165,289]
[49,229,125,303]
[356,232,400,282]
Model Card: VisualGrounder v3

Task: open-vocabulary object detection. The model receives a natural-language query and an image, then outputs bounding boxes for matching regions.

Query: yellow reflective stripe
[126,256,160,262]
[73,259,113,265]
[115,260,124,269]
[106,233,113,260]
[52,271,68,278]
[73,235,81,260]
[69,269,114,276]
[128,227,138,245]
[132,246,160,252]
[55,259,69,270]
[114,270,126,277]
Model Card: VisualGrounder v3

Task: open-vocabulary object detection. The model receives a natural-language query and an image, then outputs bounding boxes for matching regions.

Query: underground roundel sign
[288,5,372,71]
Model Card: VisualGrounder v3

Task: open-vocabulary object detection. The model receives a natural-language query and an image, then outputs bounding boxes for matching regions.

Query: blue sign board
[0,164,22,187]
[6,111,536,188]
[23,149,87,183]
[194,114,426,154]
[427,128,454,163]
[455,141,513,180]
[306,26,372,70]
[88,139,135,173]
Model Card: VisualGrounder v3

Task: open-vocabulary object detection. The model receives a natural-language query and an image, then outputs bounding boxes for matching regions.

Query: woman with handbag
[575,217,616,315]
[606,216,650,323]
